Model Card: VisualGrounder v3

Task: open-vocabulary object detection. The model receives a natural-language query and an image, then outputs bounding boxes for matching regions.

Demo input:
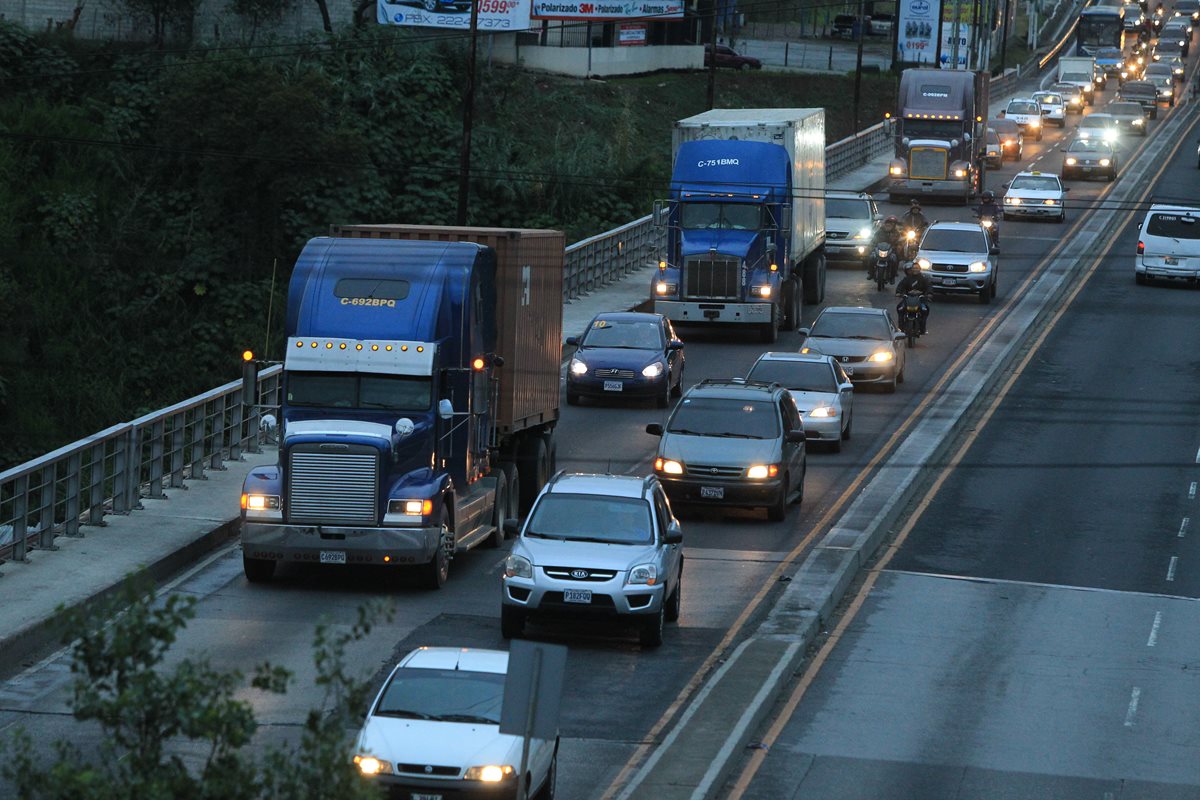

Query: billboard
[531,0,684,21]
[377,0,533,30]
[896,0,939,64]
[939,21,972,68]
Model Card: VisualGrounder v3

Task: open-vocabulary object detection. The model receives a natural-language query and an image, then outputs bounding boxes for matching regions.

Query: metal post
[999,0,1011,72]
[706,0,719,109]
[456,0,481,225]
[935,0,946,67]
[516,649,543,800]
[38,463,58,550]
[12,474,28,562]
[784,40,789,66]
[854,0,866,131]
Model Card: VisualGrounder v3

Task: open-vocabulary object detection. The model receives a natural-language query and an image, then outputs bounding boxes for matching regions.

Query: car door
[885,312,906,374]
[778,394,805,480]
[654,488,681,591]
[832,360,854,421]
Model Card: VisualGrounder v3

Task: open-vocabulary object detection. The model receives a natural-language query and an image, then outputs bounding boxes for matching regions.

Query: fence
[0,366,283,565]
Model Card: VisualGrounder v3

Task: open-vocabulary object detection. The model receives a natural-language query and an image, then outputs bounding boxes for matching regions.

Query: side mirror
[893,331,906,340]
[645,423,664,436]
[503,518,520,537]
[1002,182,1010,189]
[664,520,683,545]
[394,418,415,438]
[786,429,806,443]
[667,340,684,351]
[566,336,580,346]
[839,383,854,393]
[652,199,669,227]
[766,242,778,255]
[798,327,811,337]
[438,399,455,420]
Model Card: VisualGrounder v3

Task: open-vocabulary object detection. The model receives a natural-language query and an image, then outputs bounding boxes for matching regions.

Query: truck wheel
[498,463,520,530]
[781,279,801,331]
[760,309,779,344]
[243,555,275,583]
[517,435,550,513]
[419,506,451,589]
[486,470,512,548]
[501,605,526,639]
[803,254,826,304]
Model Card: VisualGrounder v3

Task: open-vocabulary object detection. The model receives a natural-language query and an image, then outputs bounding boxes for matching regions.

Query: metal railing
[825,118,897,179]
[0,366,283,566]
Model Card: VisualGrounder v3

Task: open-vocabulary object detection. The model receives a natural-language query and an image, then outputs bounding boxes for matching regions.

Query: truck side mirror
[438,399,455,419]
[653,200,669,227]
[766,241,777,255]
[394,418,415,438]
[781,204,792,231]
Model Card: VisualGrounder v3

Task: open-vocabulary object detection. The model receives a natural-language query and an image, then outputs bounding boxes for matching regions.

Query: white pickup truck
[1002,98,1045,141]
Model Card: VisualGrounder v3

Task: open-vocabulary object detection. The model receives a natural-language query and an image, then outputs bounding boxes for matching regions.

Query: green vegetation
[0,22,896,468]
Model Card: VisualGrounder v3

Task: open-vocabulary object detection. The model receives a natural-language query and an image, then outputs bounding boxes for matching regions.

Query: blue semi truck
[652,109,827,343]
[239,225,564,589]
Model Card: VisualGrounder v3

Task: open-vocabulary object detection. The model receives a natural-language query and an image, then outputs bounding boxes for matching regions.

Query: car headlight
[1103,130,1118,142]
[464,765,516,782]
[854,226,872,239]
[1164,88,1173,95]
[626,563,659,586]
[1175,68,1185,75]
[655,281,676,295]
[1029,119,1040,128]
[241,493,280,512]
[746,464,780,479]
[1043,198,1059,206]
[753,285,772,298]
[1003,140,1014,147]
[569,357,588,375]
[968,261,988,273]
[1065,157,1078,165]
[503,554,533,579]
[642,361,665,378]
[1005,196,1021,205]
[916,258,932,270]
[1134,118,1145,125]
[809,406,838,418]
[1100,158,1111,166]
[354,756,394,776]
[654,458,684,475]
[868,351,894,363]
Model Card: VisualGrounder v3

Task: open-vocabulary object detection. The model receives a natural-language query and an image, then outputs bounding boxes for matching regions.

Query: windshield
[581,318,663,349]
[667,397,780,439]
[1079,116,1114,128]
[680,203,763,231]
[1061,72,1091,82]
[1034,93,1063,105]
[826,199,872,219]
[1068,139,1112,154]
[1147,213,1200,239]
[526,493,654,544]
[747,360,837,393]
[1007,101,1039,114]
[287,372,431,411]
[1010,176,1061,191]
[920,228,987,253]
[374,668,504,724]
[902,119,965,139]
[809,312,891,340]
[1079,16,1121,46]
[1108,102,1143,116]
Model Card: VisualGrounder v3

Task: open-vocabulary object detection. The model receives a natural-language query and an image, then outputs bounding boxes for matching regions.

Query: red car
[704,44,763,70]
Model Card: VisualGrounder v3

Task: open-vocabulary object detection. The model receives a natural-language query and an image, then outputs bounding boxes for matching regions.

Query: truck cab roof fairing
[899,69,975,117]
[671,140,791,199]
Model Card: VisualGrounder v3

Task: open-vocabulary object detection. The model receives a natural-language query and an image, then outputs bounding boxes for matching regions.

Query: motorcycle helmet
[909,199,922,208]
[884,215,898,225]
[982,190,995,202]
[903,261,917,273]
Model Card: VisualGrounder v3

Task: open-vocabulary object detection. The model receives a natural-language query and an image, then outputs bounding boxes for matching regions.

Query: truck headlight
[388,499,432,516]
[464,765,515,782]
[752,285,772,298]
[967,261,988,273]
[569,357,588,375]
[354,756,394,776]
[809,406,837,418]
[953,168,967,178]
[503,554,533,579]
[241,494,280,511]
[642,361,665,378]
[654,458,684,475]
[746,464,780,479]
[626,563,659,586]
[655,282,676,295]
[889,165,905,175]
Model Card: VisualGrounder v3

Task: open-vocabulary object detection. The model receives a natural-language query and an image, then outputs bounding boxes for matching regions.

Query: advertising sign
[618,23,648,44]
[377,0,533,30]
[531,0,684,21]
[896,0,939,64]
[939,21,972,68]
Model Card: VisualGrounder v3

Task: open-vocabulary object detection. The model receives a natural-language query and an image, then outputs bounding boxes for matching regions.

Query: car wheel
[791,464,805,506]
[501,605,526,639]
[896,362,905,384]
[419,506,451,590]
[739,62,752,71]
[534,748,558,800]
[1057,212,1066,224]
[639,605,665,647]
[1107,171,1115,182]
[243,554,275,583]
[664,567,682,622]
[979,284,992,304]
[991,277,999,299]
[656,379,670,409]
[1135,271,1148,285]
[766,474,789,521]
[883,373,897,393]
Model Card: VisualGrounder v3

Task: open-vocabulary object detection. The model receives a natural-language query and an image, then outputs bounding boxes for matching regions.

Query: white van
[1135,204,1200,285]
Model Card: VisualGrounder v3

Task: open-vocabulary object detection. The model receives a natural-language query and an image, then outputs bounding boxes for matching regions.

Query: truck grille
[909,148,948,180]
[286,445,379,525]
[684,257,740,300]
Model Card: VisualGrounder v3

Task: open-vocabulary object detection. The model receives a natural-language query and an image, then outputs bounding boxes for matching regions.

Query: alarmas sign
[532,0,684,20]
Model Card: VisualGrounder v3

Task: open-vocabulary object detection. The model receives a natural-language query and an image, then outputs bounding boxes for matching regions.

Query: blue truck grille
[286,446,379,525]
[684,257,740,300]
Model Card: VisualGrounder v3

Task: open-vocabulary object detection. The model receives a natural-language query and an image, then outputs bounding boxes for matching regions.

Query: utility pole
[853,0,866,131]
[456,0,481,225]
[999,0,1011,72]
[706,0,719,109]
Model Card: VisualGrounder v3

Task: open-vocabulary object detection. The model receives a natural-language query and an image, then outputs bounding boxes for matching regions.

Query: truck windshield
[525,494,654,544]
[286,372,432,411]
[1079,17,1121,46]
[1061,72,1090,83]
[680,203,763,231]
[667,397,780,439]
[746,361,837,393]
[901,119,964,139]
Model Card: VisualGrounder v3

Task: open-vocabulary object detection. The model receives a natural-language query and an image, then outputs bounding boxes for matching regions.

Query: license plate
[699,486,724,499]
[319,550,346,565]
[563,588,592,604]
[1165,256,1180,265]
[411,794,442,800]
[942,277,958,286]
[603,380,623,392]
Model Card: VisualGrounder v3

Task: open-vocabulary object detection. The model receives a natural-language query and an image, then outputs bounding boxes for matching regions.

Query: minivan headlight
[354,756,394,776]
[627,563,659,586]
[746,464,780,479]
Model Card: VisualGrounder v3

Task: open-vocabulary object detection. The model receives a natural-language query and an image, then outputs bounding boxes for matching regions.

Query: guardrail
[0,366,283,565]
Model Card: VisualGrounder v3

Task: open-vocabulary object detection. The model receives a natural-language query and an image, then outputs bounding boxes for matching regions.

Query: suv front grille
[286,446,378,525]
[909,148,948,180]
[684,257,740,300]
[543,566,619,582]
[685,463,744,477]
[931,262,969,273]
[826,231,849,240]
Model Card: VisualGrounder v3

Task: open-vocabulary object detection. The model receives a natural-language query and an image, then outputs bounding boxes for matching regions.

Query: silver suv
[501,473,683,647]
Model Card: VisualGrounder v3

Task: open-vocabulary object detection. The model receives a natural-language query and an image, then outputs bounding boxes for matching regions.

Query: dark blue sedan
[566,312,685,407]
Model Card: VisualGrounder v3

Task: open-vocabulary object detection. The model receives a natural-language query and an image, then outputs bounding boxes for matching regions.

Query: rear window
[1146,213,1200,239]
[1061,72,1090,82]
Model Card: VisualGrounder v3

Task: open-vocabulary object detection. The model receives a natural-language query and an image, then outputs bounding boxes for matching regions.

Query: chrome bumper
[242,521,443,565]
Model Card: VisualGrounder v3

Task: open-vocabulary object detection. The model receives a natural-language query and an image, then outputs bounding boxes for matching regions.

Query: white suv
[1135,204,1200,285]
[501,472,684,647]
[1003,98,1045,140]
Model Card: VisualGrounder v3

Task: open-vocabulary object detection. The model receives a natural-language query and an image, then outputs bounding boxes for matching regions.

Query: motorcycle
[897,290,926,348]
[902,227,921,261]
[975,212,1001,245]
[873,242,896,292]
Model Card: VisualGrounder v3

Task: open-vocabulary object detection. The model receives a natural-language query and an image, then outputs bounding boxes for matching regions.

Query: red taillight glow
[1137,240,1145,254]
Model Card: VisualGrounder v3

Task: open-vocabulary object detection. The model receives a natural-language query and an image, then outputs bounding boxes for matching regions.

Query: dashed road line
[1167,556,1179,582]
[1190,481,1197,500]
[1124,686,1142,727]
[1179,518,1190,539]
[1147,611,1162,647]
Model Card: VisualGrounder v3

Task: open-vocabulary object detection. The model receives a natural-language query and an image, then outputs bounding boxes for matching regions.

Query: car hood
[1005,112,1039,122]
[787,389,839,412]
[516,537,658,570]
[802,336,892,358]
[825,218,871,236]
[659,434,779,469]
[917,248,988,265]
[356,716,520,772]
[576,346,662,370]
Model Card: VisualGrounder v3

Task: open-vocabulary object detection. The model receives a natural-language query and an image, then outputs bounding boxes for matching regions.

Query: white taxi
[1002,171,1067,223]
[1002,98,1045,141]
[1031,91,1067,128]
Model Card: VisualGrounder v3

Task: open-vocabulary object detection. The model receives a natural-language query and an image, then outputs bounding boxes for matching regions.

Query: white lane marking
[1147,611,1162,647]
[1195,445,1200,463]
[1179,518,1190,539]
[1191,481,1197,500]
[1124,686,1142,728]
[1167,556,1179,582]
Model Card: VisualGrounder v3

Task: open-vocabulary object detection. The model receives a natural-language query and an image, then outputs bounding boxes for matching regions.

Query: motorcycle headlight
[503,554,533,579]
[569,357,588,376]
[354,756,394,776]
[916,258,932,270]
[905,230,917,240]
[876,248,889,258]
[626,563,659,586]
[464,765,516,782]
[642,361,665,378]
[869,351,894,363]
[809,406,837,418]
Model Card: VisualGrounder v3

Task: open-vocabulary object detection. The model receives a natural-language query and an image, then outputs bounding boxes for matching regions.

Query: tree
[312,0,333,32]
[226,0,299,43]
[107,0,196,46]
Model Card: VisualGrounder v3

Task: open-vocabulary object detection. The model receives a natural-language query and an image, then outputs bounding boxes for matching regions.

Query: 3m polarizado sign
[531,0,684,21]
[377,0,533,30]
[896,0,939,64]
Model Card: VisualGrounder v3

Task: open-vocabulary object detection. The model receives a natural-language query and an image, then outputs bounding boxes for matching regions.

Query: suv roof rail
[544,469,569,492]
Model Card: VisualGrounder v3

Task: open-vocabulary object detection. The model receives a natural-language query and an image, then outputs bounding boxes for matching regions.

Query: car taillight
[1137,240,1145,254]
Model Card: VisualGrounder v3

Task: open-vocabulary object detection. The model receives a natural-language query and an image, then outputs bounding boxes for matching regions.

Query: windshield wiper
[667,428,708,435]
[523,531,565,540]
[706,432,762,439]
[436,714,499,724]
[374,709,434,720]
[565,536,619,544]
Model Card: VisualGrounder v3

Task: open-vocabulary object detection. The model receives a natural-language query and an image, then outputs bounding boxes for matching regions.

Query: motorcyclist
[973,190,1002,243]
[870,215,902,281]
[895,262,931,335]
[899,200,929,259]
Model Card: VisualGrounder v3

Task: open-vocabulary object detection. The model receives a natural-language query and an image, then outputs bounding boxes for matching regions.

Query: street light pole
[999,0,1011,72]
[853,0,865,131]
[456,0,481,225]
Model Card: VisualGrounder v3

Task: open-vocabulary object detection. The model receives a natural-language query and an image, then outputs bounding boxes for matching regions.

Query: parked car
[831,14,859,39]
[1063,138,1118,181]
[869,12,894,35]
[914,221,1000,304]
[824,190,882,267]
[704,43,762,70]
[647,378,807,520]
[1002,171,1067,223]
[799,307,906,391]
[1135,204,1200,284]
[745,352,854,451]
[501,472,684,646]
[353,647,558,799]
[987,118,1024,160]
[1118,79,1161,117]
[566,311,684,407]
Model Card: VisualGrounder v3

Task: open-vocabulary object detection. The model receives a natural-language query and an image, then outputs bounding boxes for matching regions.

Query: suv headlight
[569,357,588,376]
[746,464,780,479]
[853,226,872,240]
[1065,157,1078,166]
[504,554,533,579]
[627,563,659,586]
[464,765,516,782]
[354,756,394,776]
[642,361,665,378]
[968,261,988,273]
[916,258,932,270]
